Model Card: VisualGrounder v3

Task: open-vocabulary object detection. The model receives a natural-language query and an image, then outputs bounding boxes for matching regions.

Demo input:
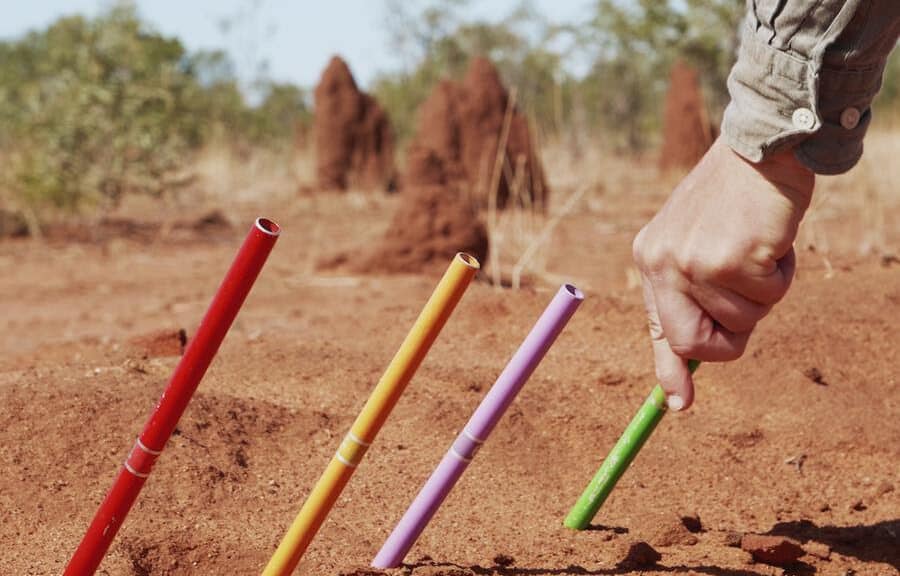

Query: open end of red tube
[564,283,584,300]
[455,252,481,269]
[255,217,281,236]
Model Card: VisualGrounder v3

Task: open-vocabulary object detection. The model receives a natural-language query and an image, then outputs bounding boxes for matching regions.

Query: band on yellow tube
[262,253,480,576]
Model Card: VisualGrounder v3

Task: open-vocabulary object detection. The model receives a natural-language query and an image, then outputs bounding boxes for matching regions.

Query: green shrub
[0,3,310,218]
[0,5,201,211]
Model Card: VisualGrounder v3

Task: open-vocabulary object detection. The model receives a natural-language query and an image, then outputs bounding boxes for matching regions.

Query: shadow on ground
[766,518,899,570]
[403,559,773,575]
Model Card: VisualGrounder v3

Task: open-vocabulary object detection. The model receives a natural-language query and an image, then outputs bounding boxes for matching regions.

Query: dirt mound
[350,146,488,274]
[336,57,551,274]
[408,57,547,209]
[659,60,715,172]
[645,512,700,547]
[408,80,465,184]
[314,56,395,191]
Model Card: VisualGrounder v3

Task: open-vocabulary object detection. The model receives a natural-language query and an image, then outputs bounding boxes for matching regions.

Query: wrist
[723,138,815,208]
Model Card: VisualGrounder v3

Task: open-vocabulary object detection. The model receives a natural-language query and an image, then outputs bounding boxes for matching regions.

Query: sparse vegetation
[0,0,896,230]
[0,2,309,226]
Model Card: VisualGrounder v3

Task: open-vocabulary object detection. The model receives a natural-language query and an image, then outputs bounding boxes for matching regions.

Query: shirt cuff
[722,22,883,175]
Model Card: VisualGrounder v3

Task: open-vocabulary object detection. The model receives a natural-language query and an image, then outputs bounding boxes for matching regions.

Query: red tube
[64,217,281,576]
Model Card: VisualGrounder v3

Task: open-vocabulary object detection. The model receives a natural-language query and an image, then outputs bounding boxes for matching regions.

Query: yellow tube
[262,253,479,575]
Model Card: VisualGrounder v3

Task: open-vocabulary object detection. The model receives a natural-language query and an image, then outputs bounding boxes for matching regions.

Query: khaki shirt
[723,1,900,174]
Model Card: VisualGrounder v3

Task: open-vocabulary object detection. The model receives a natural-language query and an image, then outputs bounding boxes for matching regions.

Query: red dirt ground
[1,184,897,575]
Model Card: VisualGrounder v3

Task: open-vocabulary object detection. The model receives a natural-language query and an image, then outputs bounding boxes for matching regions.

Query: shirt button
[840,107,861,130]
[792,107,816,130]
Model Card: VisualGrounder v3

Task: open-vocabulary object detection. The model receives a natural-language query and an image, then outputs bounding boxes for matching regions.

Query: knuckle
[633,231,668,272]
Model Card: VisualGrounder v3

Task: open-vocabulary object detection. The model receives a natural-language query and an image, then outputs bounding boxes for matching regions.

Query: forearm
[723,0,900,175]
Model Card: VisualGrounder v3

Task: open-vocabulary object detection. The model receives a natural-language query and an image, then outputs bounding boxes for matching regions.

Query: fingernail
[667,394,685,411]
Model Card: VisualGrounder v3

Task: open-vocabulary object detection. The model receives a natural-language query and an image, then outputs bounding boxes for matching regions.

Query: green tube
[564,360,700,530]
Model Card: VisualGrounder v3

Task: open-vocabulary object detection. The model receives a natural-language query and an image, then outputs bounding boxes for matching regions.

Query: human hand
[633,136,815,410]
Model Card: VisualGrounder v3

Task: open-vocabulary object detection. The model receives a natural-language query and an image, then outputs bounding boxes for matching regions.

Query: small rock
[492,554,514,567]
[681,513,703,533]
[881,254,900,267]
[129,328,187,358]
[818,502,831,512]
[741,534,805,567]
[723,531,743,547]
[123,358,149,374]
[618,541,661,569]
[410,569,473,576]
[804,541,831,560]
[875,481,894,497]
[784,454,807,473]
[803,367,827,385]
[190,210,232,234]
[850,500,867,512]
[336,569,385,576]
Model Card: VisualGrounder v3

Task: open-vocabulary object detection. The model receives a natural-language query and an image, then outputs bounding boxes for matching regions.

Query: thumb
[641,277,695,411]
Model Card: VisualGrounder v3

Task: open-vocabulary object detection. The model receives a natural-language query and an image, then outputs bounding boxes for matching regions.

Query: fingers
[649,274,750,361]
[690,283,771,334]
[633,232,790,413]
[641,279,694,410]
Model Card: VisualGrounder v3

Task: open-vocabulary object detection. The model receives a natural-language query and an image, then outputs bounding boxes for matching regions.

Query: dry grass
[483,137,673,289]
[179,127,899,289]
[486,88,518,288]
[191,141,313,207]
[800,129,900,270]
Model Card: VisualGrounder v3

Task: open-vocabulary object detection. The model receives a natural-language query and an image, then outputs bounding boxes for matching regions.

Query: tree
[0,4,201,211]
[577,0,743,150]
[0,2,312,221]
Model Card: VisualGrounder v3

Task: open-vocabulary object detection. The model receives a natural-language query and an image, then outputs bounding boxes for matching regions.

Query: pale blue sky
[0,1,591,89]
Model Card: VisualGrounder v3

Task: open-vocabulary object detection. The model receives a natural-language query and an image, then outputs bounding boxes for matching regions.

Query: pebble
[740,534,805,567]
[876,481,894,497]
[128,328,187,358]
[723,531,743,547]
[619,541,661,568]
[805,541,831,560]
[492,554,514,567]
[680,513,703,533]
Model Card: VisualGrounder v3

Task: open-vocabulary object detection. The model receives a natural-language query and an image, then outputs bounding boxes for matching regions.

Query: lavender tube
[372,284,584,568]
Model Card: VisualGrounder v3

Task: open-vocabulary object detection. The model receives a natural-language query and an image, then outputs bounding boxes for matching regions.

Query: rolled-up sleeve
[723,1,900,175]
